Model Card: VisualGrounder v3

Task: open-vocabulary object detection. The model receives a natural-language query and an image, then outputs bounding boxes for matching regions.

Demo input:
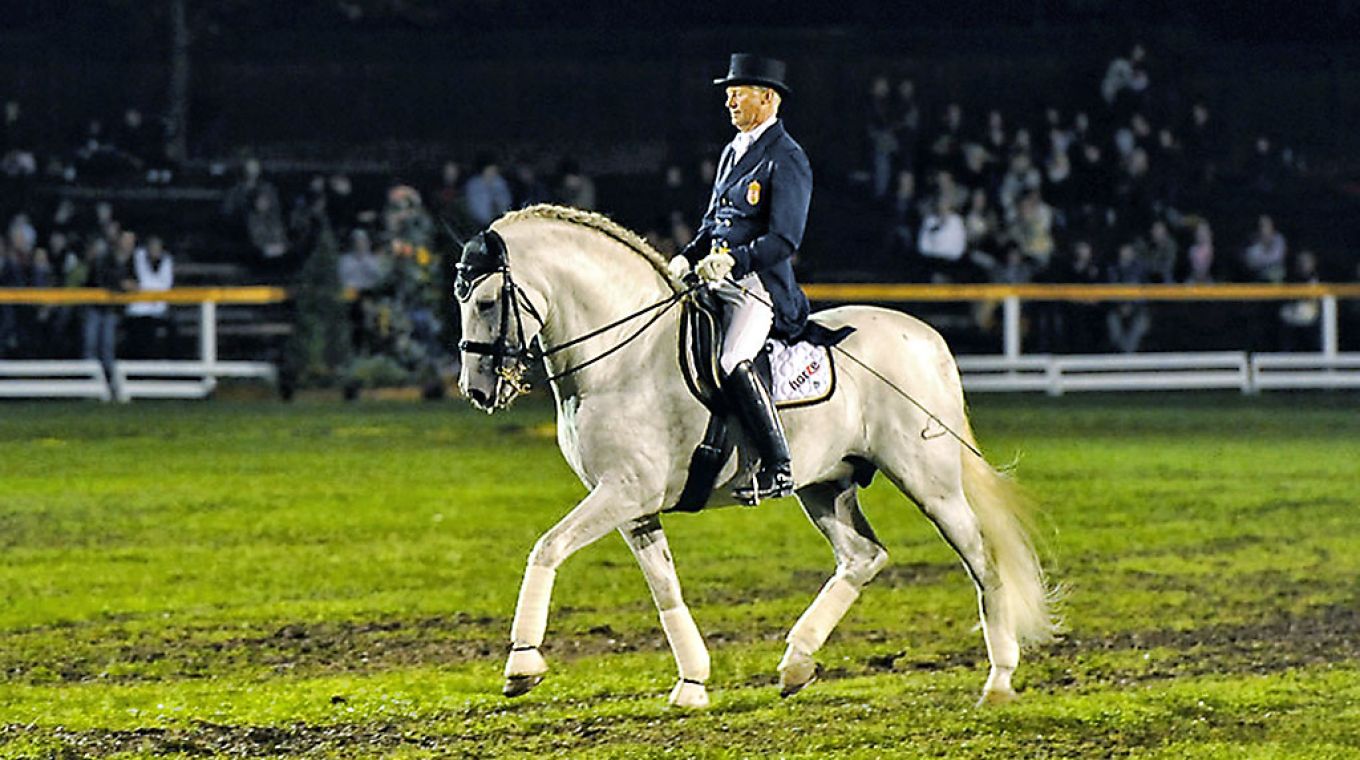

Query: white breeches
[712,273,773,376]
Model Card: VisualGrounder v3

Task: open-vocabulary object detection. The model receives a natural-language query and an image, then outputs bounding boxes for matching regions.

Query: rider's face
[726,86,773,132]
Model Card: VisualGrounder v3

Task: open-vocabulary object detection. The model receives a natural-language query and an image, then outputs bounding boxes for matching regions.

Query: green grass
[2,393,1359,758]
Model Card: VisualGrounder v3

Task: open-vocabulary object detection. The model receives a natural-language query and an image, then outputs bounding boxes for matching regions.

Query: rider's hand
[666,255,690,281]
[696,251,735,282]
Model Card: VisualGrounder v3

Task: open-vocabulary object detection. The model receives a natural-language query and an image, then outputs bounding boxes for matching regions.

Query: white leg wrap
[510,565,555,647]
[659,606,710,682]
[786,577,860,655]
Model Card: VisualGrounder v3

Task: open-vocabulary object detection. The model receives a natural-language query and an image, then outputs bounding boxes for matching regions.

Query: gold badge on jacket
[746,180,761,206]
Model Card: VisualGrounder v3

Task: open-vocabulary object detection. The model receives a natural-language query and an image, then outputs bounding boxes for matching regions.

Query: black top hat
[712,54,791,97]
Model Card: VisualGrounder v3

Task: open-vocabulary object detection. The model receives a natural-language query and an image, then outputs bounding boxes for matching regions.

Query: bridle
[455,228,695,410]
[455,230,542,406]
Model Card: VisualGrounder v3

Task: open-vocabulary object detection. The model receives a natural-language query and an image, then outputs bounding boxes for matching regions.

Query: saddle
[670,288,854,513]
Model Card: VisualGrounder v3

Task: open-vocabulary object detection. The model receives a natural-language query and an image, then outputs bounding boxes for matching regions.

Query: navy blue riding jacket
[684,120,812,339]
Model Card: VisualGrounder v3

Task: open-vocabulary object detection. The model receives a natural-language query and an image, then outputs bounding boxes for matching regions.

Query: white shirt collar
[732,115,779,155]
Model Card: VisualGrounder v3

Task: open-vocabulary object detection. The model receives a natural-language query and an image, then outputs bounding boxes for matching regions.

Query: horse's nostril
[466,386,490,406]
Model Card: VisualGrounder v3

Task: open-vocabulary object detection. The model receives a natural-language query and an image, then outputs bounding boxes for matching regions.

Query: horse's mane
[493,204,679,291]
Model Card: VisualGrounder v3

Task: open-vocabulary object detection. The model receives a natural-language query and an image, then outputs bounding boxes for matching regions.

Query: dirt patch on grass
[1,720,432,759]
[1055,602,1360,679]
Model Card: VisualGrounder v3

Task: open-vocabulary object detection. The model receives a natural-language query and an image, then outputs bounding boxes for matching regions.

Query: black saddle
[669,285,854,513]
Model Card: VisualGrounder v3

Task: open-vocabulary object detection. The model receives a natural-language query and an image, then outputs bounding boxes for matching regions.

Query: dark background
[3,0,1359,172]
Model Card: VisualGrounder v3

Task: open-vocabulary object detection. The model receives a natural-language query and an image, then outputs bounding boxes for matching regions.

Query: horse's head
[454,230,543,412]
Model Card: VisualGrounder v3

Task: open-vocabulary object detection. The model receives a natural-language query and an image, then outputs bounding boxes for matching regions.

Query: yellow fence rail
[3,282,1360,306]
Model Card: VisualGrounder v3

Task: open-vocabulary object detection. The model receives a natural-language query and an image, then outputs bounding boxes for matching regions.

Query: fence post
[1321,295,1338,357]
[199,300,217,365]
[1003,295,1021,360]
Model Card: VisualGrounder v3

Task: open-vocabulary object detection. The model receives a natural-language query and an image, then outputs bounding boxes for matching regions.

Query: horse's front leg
[619,515,710,708]
[503,480,650,697]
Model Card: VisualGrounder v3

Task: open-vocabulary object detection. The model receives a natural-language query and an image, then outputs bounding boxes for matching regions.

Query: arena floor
[2,393,1358,758]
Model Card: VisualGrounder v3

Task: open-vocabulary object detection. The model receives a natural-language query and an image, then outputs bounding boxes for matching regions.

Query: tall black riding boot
[724,360,795,505]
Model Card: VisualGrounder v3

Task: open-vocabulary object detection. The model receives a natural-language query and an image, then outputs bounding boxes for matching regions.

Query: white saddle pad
[767,339,835,407]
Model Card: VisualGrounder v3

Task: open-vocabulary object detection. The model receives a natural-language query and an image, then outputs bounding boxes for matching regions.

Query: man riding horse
[667,53,813,505]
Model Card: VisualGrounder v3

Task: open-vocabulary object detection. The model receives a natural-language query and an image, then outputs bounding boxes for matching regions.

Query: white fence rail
[2,284,1359,400]
[0,289,282,402]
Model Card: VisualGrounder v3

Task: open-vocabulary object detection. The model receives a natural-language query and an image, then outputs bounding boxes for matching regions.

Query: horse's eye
[476,300,496,313]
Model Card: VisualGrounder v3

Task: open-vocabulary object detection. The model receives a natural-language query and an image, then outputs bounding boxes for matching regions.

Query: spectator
[0,239,19,357]
[338,229,388,293]
[116,107,169,183]
[432,161,472,227]
[221,157,280,226]
[958,142,994,191]
[1064,240,1105,352]
[289,175,331,257]
[555,158,597,211]
[512,164,551,208]
[1243,214,1286,283]
[124,235,175,358]
[865,76,898,199]
[50,198,80,237]
[81,236,133,375]
[1182,101,1218,188]
[1111,147,1155,237]
[997,153,1041,215]
[1,100,37,178]
[963,187,1000,260]
[382,185,434,250]
[891,78,920,177]
[982,110,1007,156]
[1138,220,1178,283]
[927,102,965,176]
[1278,250,1321,352]
[464,156,513,227]
[246,190,289,262]
[1186,220,1215,283]
[338,229,390,354]
[1043,149,1077,217]
[327,173,360,231]
[1106,243,1151,353]
[1008,191,1056,270]
[916,195,967,281]
[1247,135,1281,194]
[882,170,920,271]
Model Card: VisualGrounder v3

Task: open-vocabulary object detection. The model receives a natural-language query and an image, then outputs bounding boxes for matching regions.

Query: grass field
[2,392,1359,759]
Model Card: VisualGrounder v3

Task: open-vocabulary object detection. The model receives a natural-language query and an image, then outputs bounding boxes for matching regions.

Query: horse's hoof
[503,674,543,698]
[668,679,709,709]
[976,687,1019,707]
[778,648,820,698]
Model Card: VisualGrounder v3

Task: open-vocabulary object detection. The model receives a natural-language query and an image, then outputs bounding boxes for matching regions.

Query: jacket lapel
[719,121,785,193]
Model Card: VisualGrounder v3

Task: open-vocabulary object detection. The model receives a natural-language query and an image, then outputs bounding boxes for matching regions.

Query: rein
[456,229,696,393]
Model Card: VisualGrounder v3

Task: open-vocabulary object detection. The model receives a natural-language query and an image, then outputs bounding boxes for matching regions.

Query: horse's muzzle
[464,385,494,410]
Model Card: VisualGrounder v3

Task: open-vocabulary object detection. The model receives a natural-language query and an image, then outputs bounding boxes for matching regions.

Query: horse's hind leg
[619,515,710,708]
[779,479,888,697]
[879,449,1021,705]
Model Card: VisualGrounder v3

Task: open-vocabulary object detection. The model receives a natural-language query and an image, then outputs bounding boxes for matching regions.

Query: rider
[667,53,813,505]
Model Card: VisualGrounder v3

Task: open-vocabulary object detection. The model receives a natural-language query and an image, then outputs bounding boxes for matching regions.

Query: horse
[455,204,1057,709]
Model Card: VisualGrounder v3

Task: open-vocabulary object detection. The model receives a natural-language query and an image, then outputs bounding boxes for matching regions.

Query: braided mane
[494,204,679,290]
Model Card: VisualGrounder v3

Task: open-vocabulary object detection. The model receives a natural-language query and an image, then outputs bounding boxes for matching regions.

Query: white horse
[456,204,1057,709]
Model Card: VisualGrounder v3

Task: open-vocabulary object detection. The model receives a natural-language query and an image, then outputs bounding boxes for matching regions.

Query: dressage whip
[720,276,986,460]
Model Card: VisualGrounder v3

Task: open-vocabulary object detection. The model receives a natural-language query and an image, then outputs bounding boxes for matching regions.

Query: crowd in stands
[1,41,1356,371]
[860,43,1335,352]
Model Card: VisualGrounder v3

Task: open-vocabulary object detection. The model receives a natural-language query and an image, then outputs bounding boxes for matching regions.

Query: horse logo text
[788,358,821,393]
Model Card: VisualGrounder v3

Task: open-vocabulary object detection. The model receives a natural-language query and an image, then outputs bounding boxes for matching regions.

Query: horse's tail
[958,421,1061,646]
